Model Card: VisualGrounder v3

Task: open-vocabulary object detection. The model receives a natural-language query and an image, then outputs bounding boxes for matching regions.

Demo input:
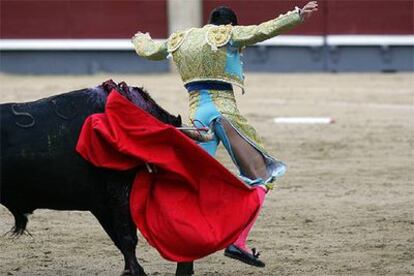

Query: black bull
[0,80,195,275]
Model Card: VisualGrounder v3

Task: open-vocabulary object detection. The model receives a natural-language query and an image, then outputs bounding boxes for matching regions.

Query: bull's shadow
[0,80,194,276]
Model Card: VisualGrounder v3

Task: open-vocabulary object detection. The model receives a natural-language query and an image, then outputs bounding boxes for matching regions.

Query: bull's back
[0,89,109,210]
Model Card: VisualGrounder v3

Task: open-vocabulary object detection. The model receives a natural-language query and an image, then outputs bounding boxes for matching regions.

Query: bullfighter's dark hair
[208,6,238,26]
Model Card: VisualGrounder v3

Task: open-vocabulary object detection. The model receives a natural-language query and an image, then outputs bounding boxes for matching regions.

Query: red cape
[76,90,261,262]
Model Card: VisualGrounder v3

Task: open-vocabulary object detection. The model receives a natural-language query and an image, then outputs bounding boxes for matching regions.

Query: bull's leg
[93,208,146,276]
[114,219,144,276]
[176,262,194,276]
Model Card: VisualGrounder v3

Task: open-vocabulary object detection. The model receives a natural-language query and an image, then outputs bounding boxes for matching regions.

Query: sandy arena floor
[0,73,413,275]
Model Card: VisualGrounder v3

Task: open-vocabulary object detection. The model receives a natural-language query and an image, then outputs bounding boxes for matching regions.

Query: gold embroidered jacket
[132,8,302,91]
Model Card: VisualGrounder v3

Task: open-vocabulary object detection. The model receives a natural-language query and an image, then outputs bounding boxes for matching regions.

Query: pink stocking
[233,186,267,253]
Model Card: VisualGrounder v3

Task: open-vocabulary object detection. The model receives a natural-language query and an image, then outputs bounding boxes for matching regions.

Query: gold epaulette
[167,31,186,53]
[206,24,232,50]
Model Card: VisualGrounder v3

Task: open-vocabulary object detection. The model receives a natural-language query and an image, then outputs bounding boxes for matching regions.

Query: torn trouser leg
[213,117,279,187]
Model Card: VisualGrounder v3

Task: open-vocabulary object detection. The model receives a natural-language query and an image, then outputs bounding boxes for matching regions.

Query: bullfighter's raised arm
[132,32,168,60]
[231,1,318,47]
[230,7,302,47]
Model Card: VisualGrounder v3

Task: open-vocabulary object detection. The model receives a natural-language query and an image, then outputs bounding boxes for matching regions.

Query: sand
[1,73,413,275]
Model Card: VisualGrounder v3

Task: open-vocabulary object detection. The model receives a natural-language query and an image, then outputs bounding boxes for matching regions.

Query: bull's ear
[177,115,182,126]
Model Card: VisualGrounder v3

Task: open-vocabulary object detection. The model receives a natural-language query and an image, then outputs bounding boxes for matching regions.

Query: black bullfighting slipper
[224,244,265,267]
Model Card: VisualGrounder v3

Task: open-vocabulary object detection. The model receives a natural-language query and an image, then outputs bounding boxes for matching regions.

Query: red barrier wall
[325,0,413,34]
[0,0,168,38]
[1,0,413,38]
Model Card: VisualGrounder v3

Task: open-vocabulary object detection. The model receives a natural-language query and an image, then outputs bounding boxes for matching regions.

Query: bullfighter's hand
[131,32,151,45]
[300,1,318,21]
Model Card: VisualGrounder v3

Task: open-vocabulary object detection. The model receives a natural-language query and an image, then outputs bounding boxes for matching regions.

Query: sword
[176,126,210,132]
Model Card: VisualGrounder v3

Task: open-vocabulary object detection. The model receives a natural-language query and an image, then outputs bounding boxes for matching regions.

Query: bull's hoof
[121,269,132,276]
[121,269,147,276]
[175,262,194,275]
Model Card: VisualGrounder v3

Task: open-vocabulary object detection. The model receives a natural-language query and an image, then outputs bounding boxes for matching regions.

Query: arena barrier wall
[1,0,413,73]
